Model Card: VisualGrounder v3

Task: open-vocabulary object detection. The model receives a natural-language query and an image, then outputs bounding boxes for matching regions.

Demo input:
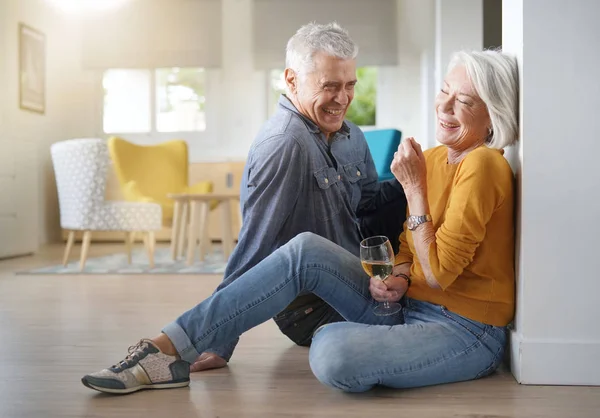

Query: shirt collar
[278,95,351,138]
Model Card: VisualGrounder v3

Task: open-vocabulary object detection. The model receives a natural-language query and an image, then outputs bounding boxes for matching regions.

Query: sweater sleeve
[428,152,508,290]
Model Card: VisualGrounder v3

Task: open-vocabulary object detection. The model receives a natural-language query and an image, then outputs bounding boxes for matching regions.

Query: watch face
[407,217,416,230]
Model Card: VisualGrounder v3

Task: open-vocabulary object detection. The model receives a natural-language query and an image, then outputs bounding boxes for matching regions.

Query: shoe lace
[114,339,148,370]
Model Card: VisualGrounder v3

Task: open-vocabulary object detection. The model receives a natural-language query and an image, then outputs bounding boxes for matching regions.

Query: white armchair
[51,138,162,271]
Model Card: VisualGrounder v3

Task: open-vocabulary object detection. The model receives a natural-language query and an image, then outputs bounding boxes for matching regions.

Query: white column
[504,0,600,386]
[377,0,435,143]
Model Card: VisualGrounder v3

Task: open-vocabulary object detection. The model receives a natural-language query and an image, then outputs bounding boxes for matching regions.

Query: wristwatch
[407,214,432,231]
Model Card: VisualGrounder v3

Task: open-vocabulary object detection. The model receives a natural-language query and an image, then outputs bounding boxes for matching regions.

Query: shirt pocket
[342,161,368,209]
[312,167,342,221]
[343,161,368,183]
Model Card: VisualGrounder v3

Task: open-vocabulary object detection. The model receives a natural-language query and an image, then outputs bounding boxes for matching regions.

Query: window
[103,69,151,134]
[103,68,207,134]
[156,68,206,132]
[267,66,378,127]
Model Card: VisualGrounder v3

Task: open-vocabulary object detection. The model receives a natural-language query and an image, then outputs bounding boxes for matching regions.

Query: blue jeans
[163,232,507,392]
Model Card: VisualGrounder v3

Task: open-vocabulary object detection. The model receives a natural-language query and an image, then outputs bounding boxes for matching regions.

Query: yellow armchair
[107,137,216,223]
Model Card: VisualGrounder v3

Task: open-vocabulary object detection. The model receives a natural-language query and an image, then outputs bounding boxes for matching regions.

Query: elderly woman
[82,49,518,394]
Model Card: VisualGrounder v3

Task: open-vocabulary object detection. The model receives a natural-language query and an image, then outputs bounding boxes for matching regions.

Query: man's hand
[190,352,228,373]
[369,264,411,303]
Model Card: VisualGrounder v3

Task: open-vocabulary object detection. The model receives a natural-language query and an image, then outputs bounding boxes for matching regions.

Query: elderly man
[188,22,407,373]
[82,21,406,394]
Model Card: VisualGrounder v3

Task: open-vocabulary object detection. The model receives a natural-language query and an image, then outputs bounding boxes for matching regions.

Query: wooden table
[168,193,241,265]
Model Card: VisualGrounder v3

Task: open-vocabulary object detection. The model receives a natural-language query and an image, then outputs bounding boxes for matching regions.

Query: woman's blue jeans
[163,232,507,392]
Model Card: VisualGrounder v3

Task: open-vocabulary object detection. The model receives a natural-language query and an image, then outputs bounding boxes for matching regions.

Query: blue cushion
[363,129,402,181]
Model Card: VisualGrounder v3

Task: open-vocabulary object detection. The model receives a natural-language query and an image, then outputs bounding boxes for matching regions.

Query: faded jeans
[162,232,507,392]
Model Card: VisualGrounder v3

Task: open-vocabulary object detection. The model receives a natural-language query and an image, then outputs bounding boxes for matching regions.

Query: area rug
[18,248,227,275]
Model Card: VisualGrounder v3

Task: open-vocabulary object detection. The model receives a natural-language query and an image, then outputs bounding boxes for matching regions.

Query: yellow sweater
[394,145,515,327]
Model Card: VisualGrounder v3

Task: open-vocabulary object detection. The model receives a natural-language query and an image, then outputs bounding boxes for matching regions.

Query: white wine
[361,261,393,280]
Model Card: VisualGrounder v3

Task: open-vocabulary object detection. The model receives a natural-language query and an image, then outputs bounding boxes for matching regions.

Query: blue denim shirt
[208,96,405,361]
[223,95,405,285]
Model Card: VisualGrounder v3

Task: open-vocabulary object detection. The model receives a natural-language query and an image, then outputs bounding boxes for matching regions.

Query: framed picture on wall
[18,23,46,114]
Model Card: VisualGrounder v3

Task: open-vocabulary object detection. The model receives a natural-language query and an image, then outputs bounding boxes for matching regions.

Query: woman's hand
[390,137,427,193]
[369,265,411,303]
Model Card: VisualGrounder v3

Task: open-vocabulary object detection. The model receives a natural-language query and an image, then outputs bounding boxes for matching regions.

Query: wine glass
[360,236,402,316]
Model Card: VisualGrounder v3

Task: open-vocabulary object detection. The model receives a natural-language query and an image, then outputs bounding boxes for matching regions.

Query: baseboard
[510,330,600,385]
[509,330,523,383]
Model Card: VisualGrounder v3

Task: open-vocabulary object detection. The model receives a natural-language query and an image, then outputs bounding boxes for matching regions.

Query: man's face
[285,52,357,138]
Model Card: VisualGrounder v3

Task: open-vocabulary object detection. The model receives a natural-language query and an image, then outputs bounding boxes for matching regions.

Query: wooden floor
[1,244,599,418]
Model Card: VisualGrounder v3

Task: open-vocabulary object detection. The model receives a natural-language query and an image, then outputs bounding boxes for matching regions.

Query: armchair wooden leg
[63,230,75,266]
[144,231,156,268]
[125,232,136,264]
[79,231,92,272]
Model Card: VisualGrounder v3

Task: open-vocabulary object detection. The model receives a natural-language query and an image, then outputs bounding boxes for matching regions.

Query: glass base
[373,302,402,316]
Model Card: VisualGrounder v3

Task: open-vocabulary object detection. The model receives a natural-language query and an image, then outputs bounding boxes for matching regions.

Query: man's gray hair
[448,50,520,149]
[286,22,358,75]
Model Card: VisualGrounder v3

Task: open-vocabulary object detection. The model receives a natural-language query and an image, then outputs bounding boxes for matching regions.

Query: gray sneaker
[81,339,190,394]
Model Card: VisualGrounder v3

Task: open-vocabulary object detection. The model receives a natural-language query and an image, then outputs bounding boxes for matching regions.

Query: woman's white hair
[286,22,358,77]
[448,49,520,149]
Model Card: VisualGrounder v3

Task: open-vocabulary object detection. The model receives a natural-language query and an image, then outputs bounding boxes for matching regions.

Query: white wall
[379,0,484,150]
[1,0,96,245]
[215,0,267,162]
[0,0,7,131]
[84,0,437,159]
[376,0,435,143]
[505,0,600,385]
[84,0,268,162]
[2,0,481,244]
[435,0,483,93]
[3,0,437,245]
[430,0,483,148]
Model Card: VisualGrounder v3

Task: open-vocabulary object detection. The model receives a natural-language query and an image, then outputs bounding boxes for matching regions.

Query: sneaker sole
[81,378,190,394]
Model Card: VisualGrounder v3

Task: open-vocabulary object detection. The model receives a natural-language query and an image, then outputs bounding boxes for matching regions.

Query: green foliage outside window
[156,68,206,113]
[346,66,377,126]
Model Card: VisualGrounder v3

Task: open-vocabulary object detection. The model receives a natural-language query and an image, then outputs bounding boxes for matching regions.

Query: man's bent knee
[288,232,323,248]
[287,232,338,258]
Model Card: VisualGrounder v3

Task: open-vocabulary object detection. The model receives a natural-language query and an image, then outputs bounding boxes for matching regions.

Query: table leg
[197,202,210,262]
[170,200,182,260]
[186,201,200,265]
[178,201,189,258]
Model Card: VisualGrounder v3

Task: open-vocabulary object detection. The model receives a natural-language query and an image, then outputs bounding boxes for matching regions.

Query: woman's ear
[485,126,494,144]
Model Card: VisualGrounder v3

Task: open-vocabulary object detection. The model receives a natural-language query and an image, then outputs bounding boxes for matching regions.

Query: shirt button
[324,178,329,184]
[338,175,341,180]
[356,170,361,176]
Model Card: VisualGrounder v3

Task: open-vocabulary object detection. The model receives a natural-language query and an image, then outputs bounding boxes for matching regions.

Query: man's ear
[284,68,297,94]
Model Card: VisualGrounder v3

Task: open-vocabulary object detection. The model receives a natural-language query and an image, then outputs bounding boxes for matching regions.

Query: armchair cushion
[363,129,402,181]
[122,181,157,204]
[108,137,216,222]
